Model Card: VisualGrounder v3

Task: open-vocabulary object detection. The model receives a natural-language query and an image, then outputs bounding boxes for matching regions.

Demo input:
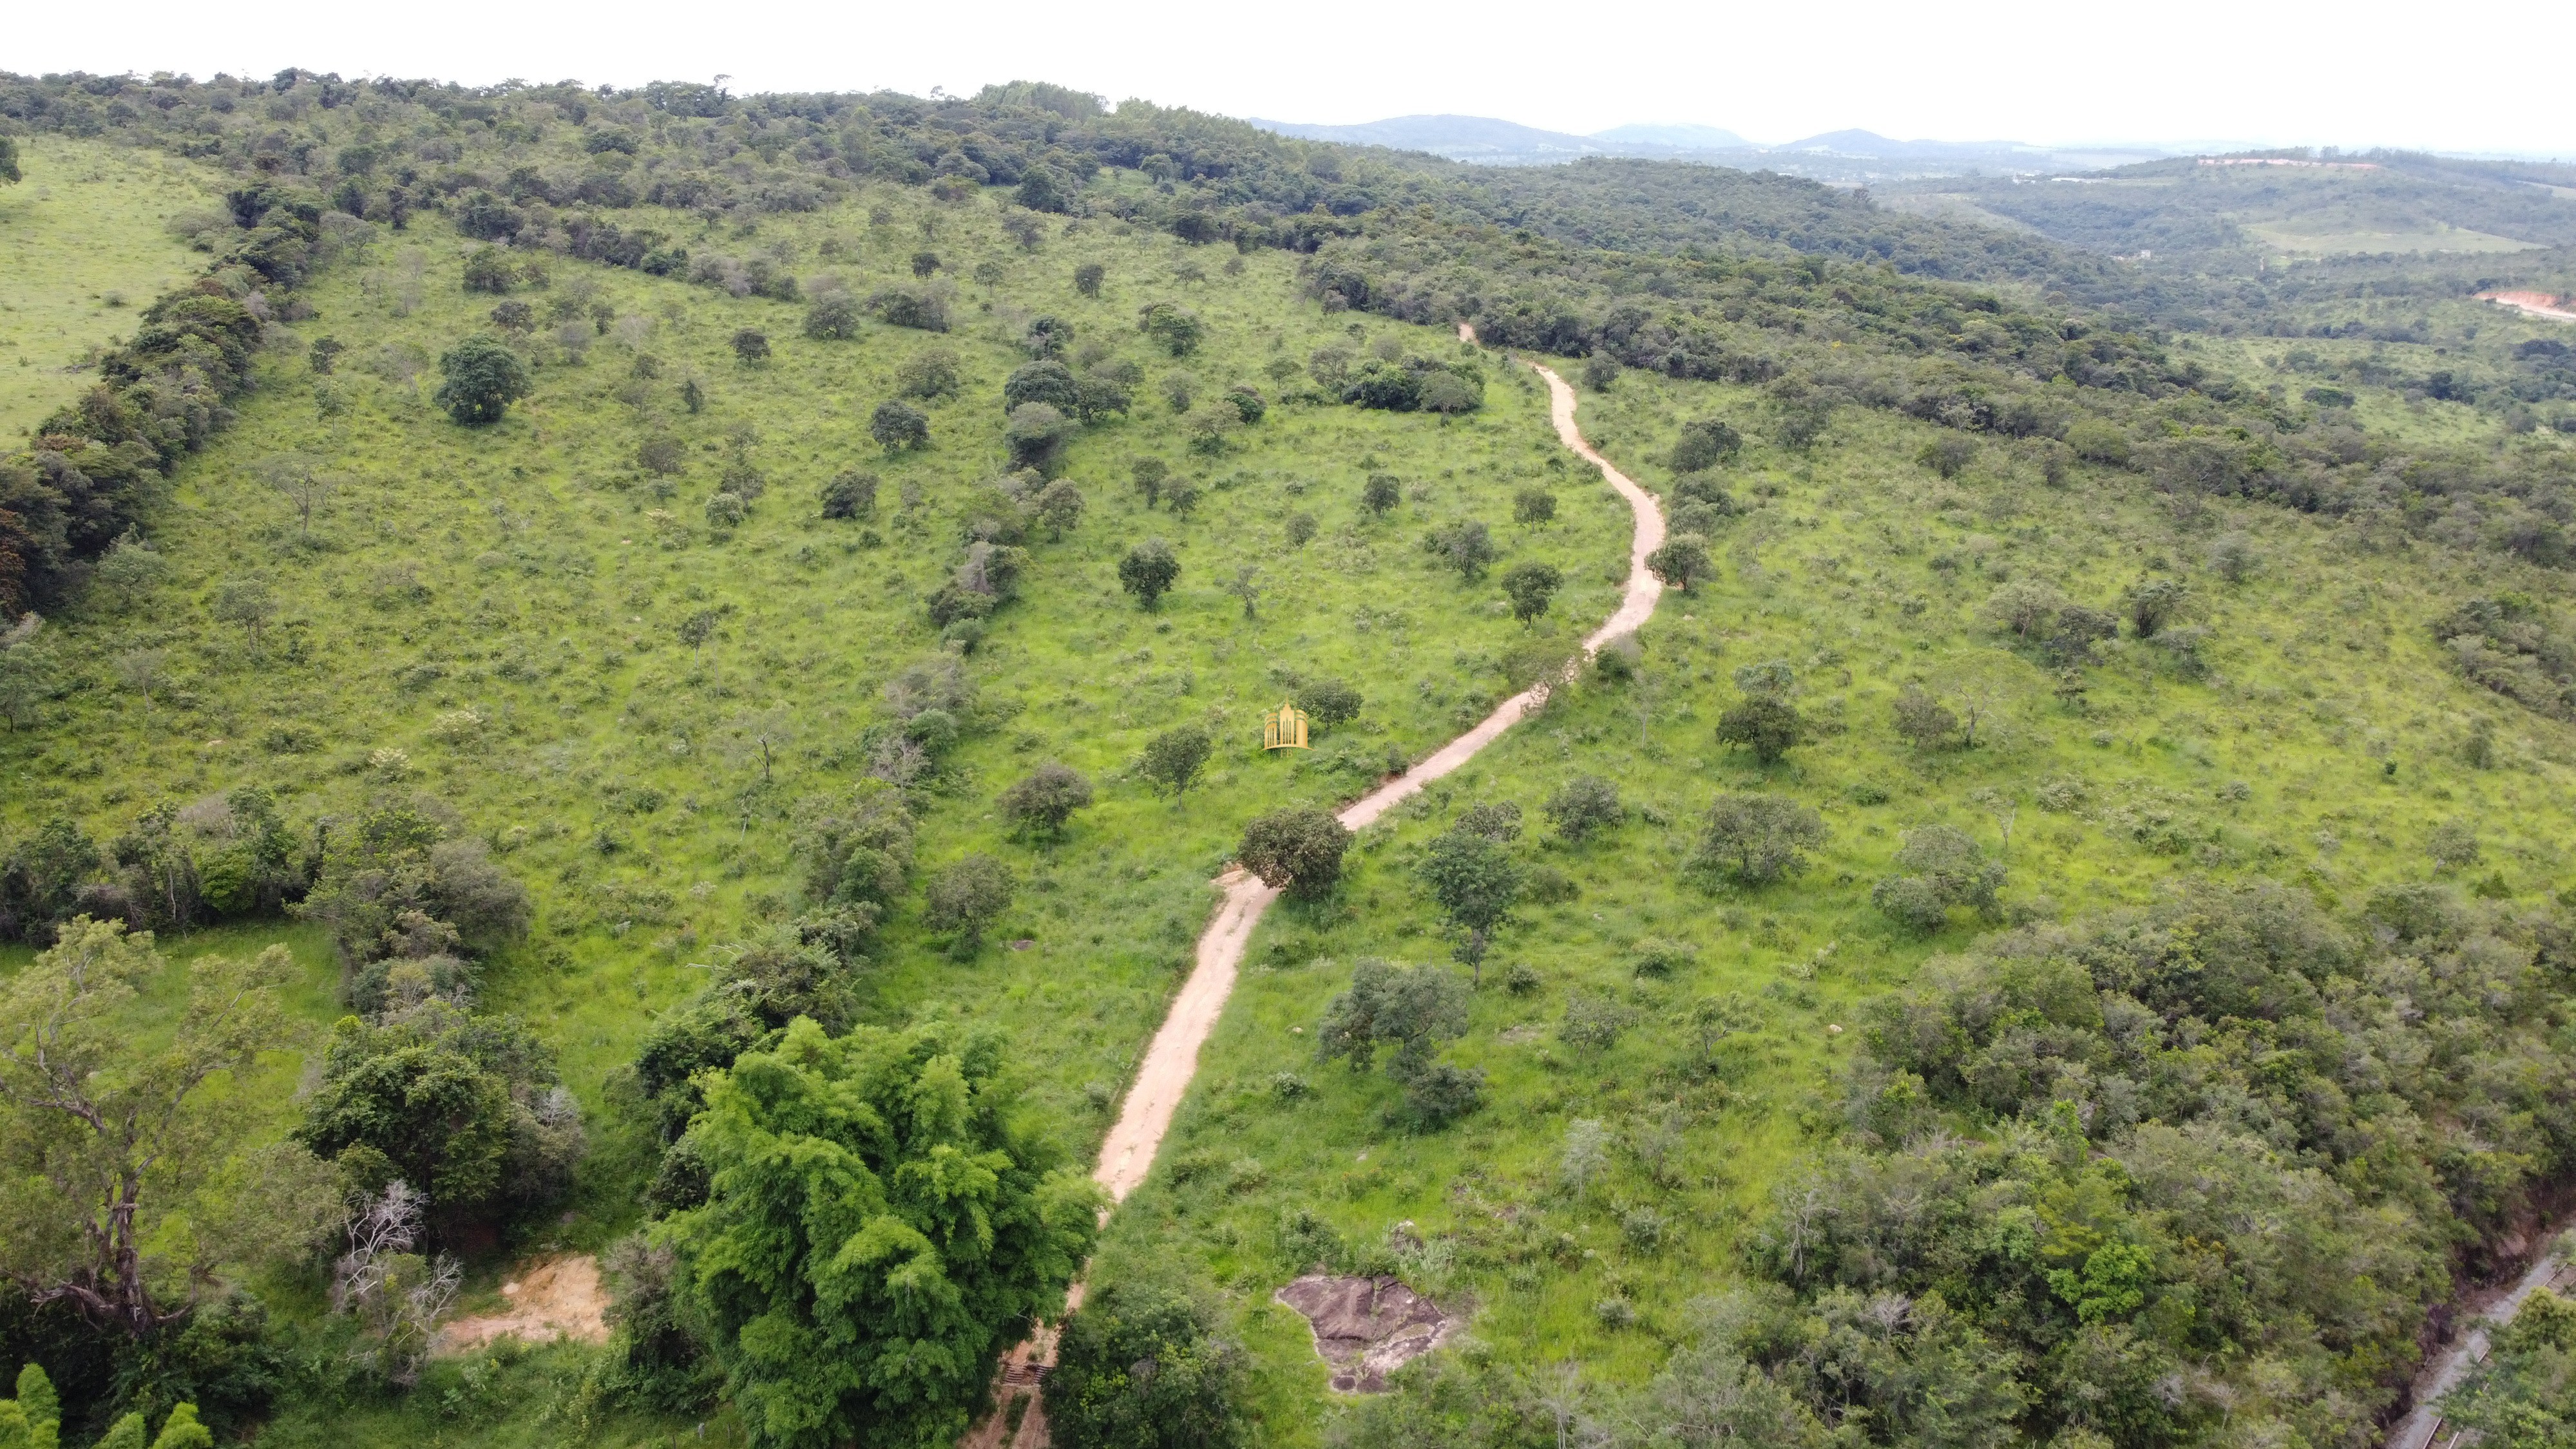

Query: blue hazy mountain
[1245,115,1608,164]
[1590,122,1754,151]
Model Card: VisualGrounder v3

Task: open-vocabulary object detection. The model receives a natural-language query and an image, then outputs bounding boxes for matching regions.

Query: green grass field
[0,137,229,440]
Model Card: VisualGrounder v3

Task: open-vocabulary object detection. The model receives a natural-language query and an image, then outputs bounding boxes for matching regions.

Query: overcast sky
[14,0,2572,156]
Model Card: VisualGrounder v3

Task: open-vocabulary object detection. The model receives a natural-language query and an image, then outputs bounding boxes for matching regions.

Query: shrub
[1004,360,1080,414]
[1918,434,1978,478]
[1362,473,1403,515]
[1646,536,1715,591]
[1005,402,1073,475]
[1424,520,1498,582]
[1238,810,1350,900]
[1891,687,1959,750]
[1073,262,1105,297]
[1715,693,1802,764]
[461,247,516,294]
[923,854,1016,954]
[895,347,962,399]
[1138,302,1205,355]
[1514,488,1557,526]
[2065,418,2131,465]
[1299,677,1363,732]
[1544,775,1623,842]
[1139,726,1212,799]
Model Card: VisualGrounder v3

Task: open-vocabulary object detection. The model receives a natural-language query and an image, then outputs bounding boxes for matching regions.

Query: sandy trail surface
[2389,1237,2576,1449]
[2479,289,2576,323]
[432,1253,611,1355]
[967,337,1668,1446]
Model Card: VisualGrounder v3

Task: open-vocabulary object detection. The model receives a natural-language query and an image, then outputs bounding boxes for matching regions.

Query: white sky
[14,0,2573,157]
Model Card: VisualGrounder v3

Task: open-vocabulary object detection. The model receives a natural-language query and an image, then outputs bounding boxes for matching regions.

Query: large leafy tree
[0,919,334,1335]
[432,334,533,426]
[664,1019,1101,1449]
[1047,1283,1245,1449]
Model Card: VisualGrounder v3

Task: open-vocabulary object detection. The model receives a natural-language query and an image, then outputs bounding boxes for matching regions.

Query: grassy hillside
[6,70,2576,1449]
[0,137,228,439]
[1108,361,2576,1438]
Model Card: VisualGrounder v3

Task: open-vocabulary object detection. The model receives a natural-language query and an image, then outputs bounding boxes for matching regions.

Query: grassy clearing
[0,136,227,439]
[1104,361,2576,1439]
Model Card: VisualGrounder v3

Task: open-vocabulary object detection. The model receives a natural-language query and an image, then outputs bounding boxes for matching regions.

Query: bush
[1138,726,1212,799]
[1005,402,1073,475]
[1238,810,1349,900]
[1138,301,1205,355]
[1047,1283,1246,1449]
[870,287,950,332]
[1299,677,1363,732]
[1715,693,1802,764]
[1362,473,1403,515]
[1545,775,1623,842]
[461,247,516,294]
[895,347,962,399]
[1424,520,1497,582]
[819,470,877,520]
[1073,262,1105,297]
[1918,434,1978,478]
[1004,360,1080,413]
[1514,487,1557,526]
[2065,418,2131,465]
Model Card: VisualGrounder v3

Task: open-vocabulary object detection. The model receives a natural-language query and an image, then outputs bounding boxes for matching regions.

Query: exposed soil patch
[434,1253,609,1355]
[2480,289,2576,323]
[1275,1274,1456,1392]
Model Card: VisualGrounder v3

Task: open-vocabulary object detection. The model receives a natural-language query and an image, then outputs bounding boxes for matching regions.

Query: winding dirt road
[969,338,1668,1446]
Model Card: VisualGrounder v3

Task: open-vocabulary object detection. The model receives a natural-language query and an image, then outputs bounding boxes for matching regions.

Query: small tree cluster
[1315,959,1484,1130]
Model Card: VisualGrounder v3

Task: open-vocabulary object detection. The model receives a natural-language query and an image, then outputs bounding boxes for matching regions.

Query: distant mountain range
[1243,114,2173,179]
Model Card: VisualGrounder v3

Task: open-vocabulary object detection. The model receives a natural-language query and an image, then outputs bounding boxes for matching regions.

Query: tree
[1646,536,1715,591]
[0,137,19,186]
[1119,539,1180,609]
[0,616,56,732]
[1300,677,1362,733]
[1238,810,1349,900]
[461,247,517,294]
[1035,480,1085,539]
[1918,435,1977,478]
[870,399,930,452]
[1500,562,1563,628]
[1139,726,1212,799]
[258,455,338,536]
[1514,488,1557,526]
[924,854,1015,954]
[1073,262,1105,298]
[1672,418,1743,472]
[1131,457,1169,507]
[665,1018,1101,1449]
[1425,520,1497,582]
[1047,1283,1246,1449]
[1582,351,1621,392]
[1138,302,1205,355]
[1715,693,1802,764]
[1362,473,1402,516]
[1004,361,1081,414]
[1005,402,1073,475]
[208,578,276,649]
[1981,582,2068,641]
[296,1002,577,1223]
[730,328,770,366]
[998,763,1094,840]
[1419,824,1522,981]
[1544,775,1623,843]
[911,250,942,279]
[432,334,531,425]
[1892,687,1959,751]
[1688,992,1762,1072]
[0,920,330,1335]
[1315,958,1474,1104]
[803,292,862,341]
[1693,793,1827,886]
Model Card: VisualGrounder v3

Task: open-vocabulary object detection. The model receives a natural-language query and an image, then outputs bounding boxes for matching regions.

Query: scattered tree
[870,399,930,452]
[896,347,962,400]
[1514,488,1557,526]
[209,577,277,648]
[1073,261,1106,298]
[1871,824,2003,931]
[1500,562,1563,627]
[1419,820,1522,981]
[1131,457,1169,507]
[1425,520,1498,582]
[803,292,862,340]
[730,328,770,366]
[1138,301,1205,355]
[1715,664,1803,764]
[1140,726,1212,799]
[820,470,878,520]
[1693,793,1827,886]
[1646,535,1715,591]
[1119,539,1180,609]
[910,250,942,278]
[1671,417,1743,472]
[1239,810,1350,900]
[1918,434,1978,478]
[1362,473,1402,516]
[1005,402,1074,475]
[1047,1283,1246,1449]
[432,334,532,425]
[1300,677,1363,732]
[1891,687,1960,751]
[998,763,1094,840]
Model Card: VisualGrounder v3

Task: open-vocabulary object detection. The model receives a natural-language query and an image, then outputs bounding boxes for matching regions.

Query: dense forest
[3,66,2576,1449]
